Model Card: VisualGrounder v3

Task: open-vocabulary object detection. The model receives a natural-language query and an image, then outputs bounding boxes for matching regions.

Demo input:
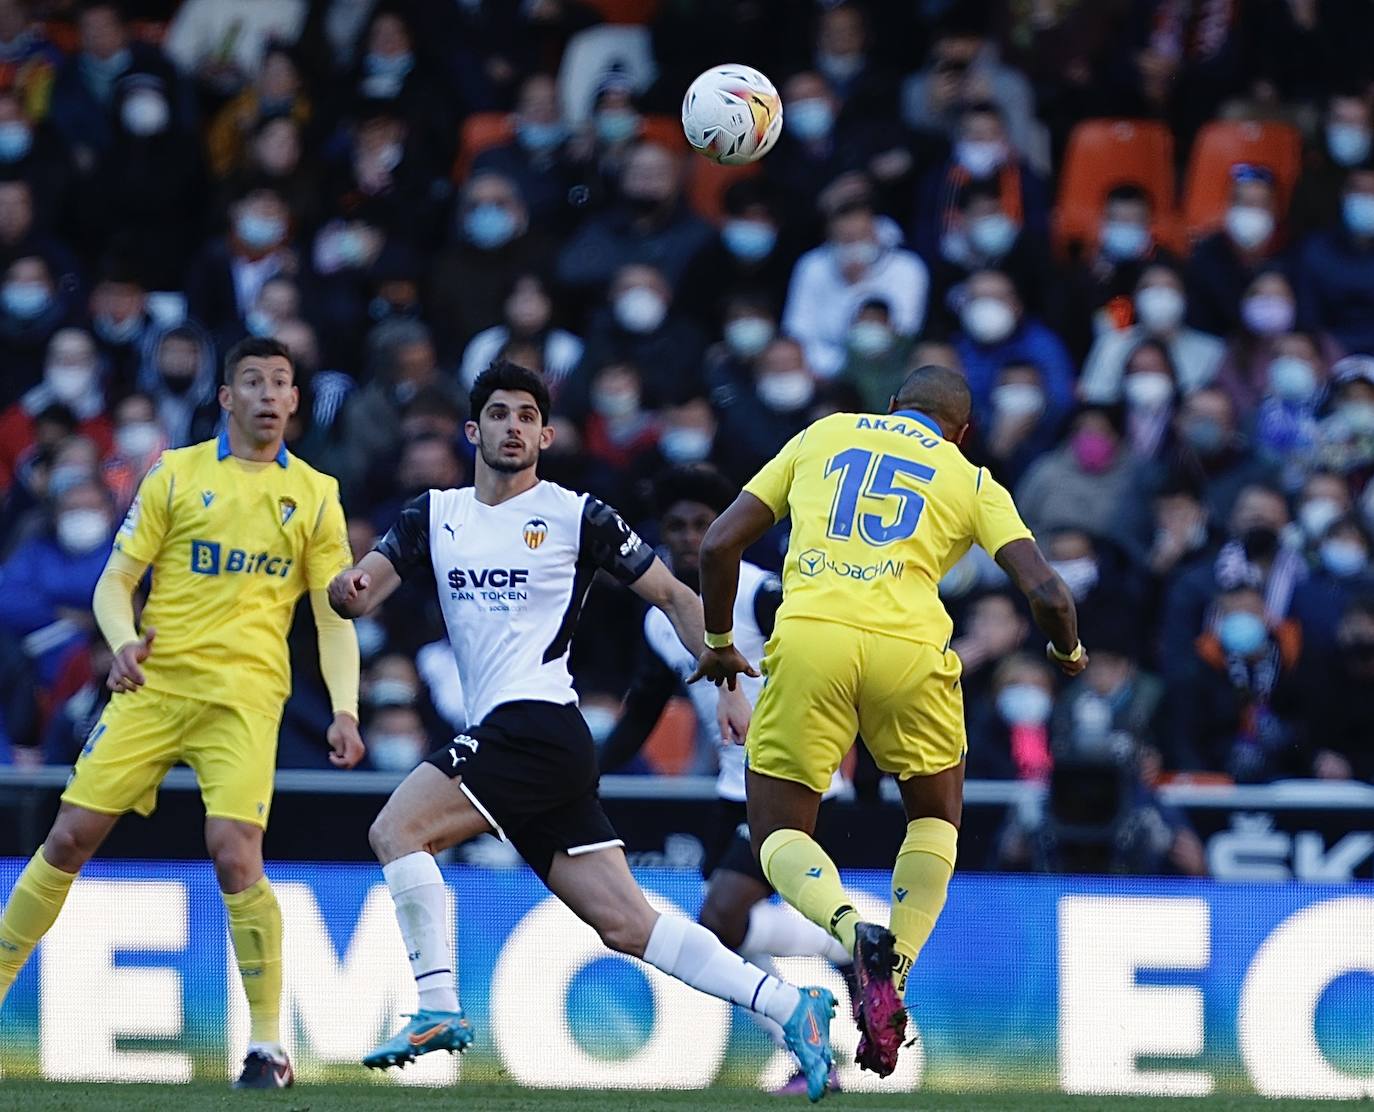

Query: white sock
[382,852,458,1013]
[741,899,852,965]
[642,913,801,1027]
[741,954,787,1047]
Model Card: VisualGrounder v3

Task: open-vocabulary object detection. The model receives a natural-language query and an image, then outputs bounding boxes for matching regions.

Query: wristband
[1047,640,1084,663]
[704,629,734,650]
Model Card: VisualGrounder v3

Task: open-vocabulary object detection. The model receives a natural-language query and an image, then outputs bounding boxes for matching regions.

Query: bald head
[891,364,972,436]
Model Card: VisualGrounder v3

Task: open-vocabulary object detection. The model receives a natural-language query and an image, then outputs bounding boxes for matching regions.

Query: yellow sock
[759,828,859,954]
[0,847,78,1002]
[223,877,283,1045]
[889,818,958,996]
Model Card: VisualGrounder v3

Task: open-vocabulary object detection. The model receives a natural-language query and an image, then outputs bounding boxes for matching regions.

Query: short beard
[481,444,538,474]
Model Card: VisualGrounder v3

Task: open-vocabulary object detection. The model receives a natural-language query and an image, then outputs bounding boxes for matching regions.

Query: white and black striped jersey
[376,482,653,724]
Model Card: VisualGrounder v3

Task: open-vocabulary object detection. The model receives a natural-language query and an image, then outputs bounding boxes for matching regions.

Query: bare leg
[42,802,121,872]
[369,763,495,864]
[699,868,772,951]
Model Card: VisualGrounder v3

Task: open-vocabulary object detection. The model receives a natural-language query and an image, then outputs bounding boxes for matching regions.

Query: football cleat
[772,1066,841,1097]
[780,985,837,1102]
[852,921,906,1077]
[231,1049,293,1089]
[362,1008,474,1070]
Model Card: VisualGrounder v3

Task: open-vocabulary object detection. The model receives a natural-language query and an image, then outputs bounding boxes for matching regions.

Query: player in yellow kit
[0,338,364,1089]
[691,365,1088,1077]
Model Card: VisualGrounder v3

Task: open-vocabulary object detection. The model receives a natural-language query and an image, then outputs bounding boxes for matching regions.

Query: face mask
[595,109,640,145]
[94,312,140,343]
[1225,204,1274,250]
[56,508,110,554]
[817,50,864,82]
[1100,220,1149,261]
[246,308,276,337]
[0,121,31,162]
[1071,429,1116,474]
[46,362,95,403]
[236,212,284,250]
[354,615,386,659]
[1267,355,1318,403]
[996,683,1052,726]
[82,48,130,80]
[1050,555,1100,601]
[115,421,160,459]
[1341,400,1374,435]
[1134,285,1185,332]
[1321,539,1368,578]
[848,319,893,358]
[372,141,403,174]
[369,734,423,772]
[613,287,667,333]
[1327,122,1371,167]
[1183,415,1227,456]
[721,219,777,261]
[332,226,371,268]
[834,240,879,270]
[368,678,417,707]
[991,381,1044,419]
[121,92,169,137]
[785,97,833,141]
[1218,610,1267,657]
[724,316,774,358]
[1299,497,1343,540]
[365,51,413,78]
[960,296,1015,345]
[517,120,566,151]
[1241,293,1295,336]
[1123,370,1174,409]
[968,213,1017,258]
[4,281,50,319]
[660,427,713,463]
[581,705,618,744]
[463,203,517,249]
[591,385,640,419]
[1343,193,1374,237]
[757,370,815,412]
[954,138,1006,178]
[48,466,91,496]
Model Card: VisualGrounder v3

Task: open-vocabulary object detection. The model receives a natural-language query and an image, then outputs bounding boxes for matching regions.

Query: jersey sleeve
[581,496,654,584]
[742,429,805,520]
[305,479,353,590]
[374,492,433,580]
[972,467,1035,556]
[113,453,173,565]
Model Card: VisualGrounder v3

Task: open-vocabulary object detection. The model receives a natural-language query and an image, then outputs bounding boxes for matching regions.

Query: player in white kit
[328,361,838,1102]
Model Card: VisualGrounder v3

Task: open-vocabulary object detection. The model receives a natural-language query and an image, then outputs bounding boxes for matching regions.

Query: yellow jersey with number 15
[113,430,352,714]
[743,409,1033,650]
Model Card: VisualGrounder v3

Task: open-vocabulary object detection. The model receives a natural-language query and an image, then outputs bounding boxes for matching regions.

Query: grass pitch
[0,1083,1368,1112]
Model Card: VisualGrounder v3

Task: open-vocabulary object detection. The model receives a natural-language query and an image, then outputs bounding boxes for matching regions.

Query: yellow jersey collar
[890,409,943,438]
[217,427,289,468]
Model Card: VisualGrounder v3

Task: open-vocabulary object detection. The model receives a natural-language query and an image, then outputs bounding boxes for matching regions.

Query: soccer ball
[681,64,783,165]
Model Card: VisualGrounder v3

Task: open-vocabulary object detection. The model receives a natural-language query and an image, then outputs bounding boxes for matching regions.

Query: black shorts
[424,700,622,879]
[702,800,768,886]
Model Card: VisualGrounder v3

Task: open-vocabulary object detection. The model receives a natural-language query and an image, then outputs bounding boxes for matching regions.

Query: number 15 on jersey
[825,449,936,547]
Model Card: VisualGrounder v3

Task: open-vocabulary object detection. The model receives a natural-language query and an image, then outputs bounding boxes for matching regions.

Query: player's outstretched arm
[995,538,1089,677]
[630,556,709,657]
[328,551,401,618]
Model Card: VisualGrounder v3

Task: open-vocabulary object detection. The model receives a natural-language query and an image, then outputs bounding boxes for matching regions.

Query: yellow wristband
[704,630,734,650]
[1047,640,1084,663]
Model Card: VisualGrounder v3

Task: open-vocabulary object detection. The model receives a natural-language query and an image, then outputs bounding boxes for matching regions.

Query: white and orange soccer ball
[681,63,783,165]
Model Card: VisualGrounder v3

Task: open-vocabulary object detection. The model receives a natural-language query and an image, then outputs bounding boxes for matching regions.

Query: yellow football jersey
[113,431,352,712]
[744,409,1033,649]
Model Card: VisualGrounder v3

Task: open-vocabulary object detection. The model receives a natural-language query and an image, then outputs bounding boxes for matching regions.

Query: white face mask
[115,421,160,459]
[757,370,814,412]
[581,705,618,743]
[659,427,713,463]
[991,381,1044,419]
[591,385,640,420]
[57,508,110,554]
[1134,285,1185,332]
[1225,204,1274,250]
[1122,370,1174,410]
[369,734,423,771]
[1299,497,1343,540]
[848,319,893,357]
[354,615,386,659]
[1267,355,1318,403]
[967,212,1018,258]
[955,138,1006,178]
[724,316,774,358]
[996,683,1052,726]
[834,240,880,270]
[368,678,417,707]
[46,362,96,403]
[613,287,667,333]
[960,296,1016,345]
[121,91,170,137]
[1049,555,1099,601]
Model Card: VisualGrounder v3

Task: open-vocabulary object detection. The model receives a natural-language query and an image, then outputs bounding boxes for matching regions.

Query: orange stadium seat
[580,0,661,23]
[686,158,761,225]
[453,111,516,182]
[640,113,686,152]
[1053,118,1178,258]
[1181,119,1302,241]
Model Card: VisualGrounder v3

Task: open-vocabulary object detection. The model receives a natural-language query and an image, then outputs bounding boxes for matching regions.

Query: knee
[42,824,93,873]
[368,809,415,863]
[698,896,748,951]
[210,839,260,893]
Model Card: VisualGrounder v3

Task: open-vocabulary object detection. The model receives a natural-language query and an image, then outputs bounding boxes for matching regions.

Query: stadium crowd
[0,0,1372,831]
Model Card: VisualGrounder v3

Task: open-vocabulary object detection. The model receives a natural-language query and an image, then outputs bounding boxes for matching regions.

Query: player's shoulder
[155,439,214,474]
[282,450,342,494]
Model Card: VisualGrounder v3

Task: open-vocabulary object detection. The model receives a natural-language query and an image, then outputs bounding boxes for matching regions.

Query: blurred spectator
[205,42,311,180]
[713,335,820,486]
[100,390,164,513]
[557,141,713,299]
[965,653,1055,782]
[950,590,1028,708]
[0,0,61,122]
[363,704,429,773]
[1290,515,1374,656]
[0,328,111,492]
[1016,405,1139,536]
[1295,165,1374,354]
[136,322,219,448]
[88,259,152,394]
[1291,90,1372,237]
[220,115,318,234]
[813,2,898,122]
[0,178,81,302]
[679,179,795,327]
[1080,263,1224,403]
[472,72,579,234]
[459,273,582,399]
[967,358,1062,488]
[40,632,112,767]
[1160,388,1280,526]
[783,197,928,379]
[1293,470,1355,554]
[0,87,71,228]
[563,72,645,210]
[1185,164,1284,337]
[1313,354,1374,478]
[1052,640,1166,768]
[836,297,913,415]
[0,253,74,398]
[1250,331,1329,487]
[0,476,112,686]
[579,361,660,509]
[164,0,305,100]
[428,170,556,357]
[1044,527,1147,645]
[911,100,1049,266]
[952,269,1073,424]
[321,98,437,243]
[1117,340,1179,462]
[1298,594,1374,781]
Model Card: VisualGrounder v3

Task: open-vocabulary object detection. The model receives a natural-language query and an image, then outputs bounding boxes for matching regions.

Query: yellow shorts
[747,617,966,792]
[62,687,281,828]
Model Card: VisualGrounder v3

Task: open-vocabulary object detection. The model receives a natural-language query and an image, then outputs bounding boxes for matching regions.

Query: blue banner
[1,860,1371,1098]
